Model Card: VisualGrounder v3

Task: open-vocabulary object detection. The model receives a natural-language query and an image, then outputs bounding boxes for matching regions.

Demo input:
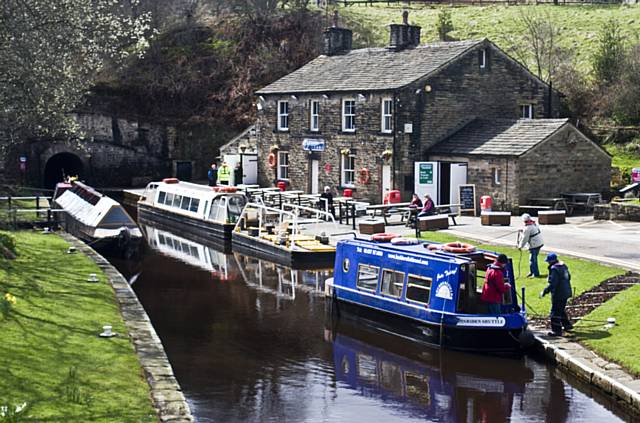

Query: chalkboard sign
[419,163,433,184]
[458,184,476,215]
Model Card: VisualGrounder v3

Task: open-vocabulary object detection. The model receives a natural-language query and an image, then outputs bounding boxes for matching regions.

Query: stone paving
[61,233,194,422]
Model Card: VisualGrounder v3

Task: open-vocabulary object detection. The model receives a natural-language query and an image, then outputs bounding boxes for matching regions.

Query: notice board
[458,184,476,215]
[418,163,433,184]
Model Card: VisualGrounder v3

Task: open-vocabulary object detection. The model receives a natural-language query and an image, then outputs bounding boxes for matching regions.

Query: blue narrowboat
[325,237,533,355]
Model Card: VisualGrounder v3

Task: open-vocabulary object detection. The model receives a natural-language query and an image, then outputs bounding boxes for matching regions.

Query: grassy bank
[575,284,640,376]
[0,231,155,421]
[416,231,624,315]
[340,4,640,73]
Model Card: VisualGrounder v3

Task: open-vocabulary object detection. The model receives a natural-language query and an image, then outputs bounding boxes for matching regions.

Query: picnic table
[400,203,460,227]
[365,202,411,225]
[562,192,602,213]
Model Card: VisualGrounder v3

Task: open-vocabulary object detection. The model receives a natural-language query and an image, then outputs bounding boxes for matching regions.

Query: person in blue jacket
[540,253,574,336]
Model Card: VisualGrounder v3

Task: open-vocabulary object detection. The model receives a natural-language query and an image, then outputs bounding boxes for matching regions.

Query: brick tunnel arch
[43,152,84,189]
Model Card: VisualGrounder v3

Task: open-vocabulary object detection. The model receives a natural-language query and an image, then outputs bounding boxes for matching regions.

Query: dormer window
[479,48,487,69]
[520,104,534,119]
[310,100,320,132]
[342,99,356,132]
[277,100,289,131]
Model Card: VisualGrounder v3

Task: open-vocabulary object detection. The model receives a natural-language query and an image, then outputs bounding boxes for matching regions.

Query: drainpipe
[392,91,398,192]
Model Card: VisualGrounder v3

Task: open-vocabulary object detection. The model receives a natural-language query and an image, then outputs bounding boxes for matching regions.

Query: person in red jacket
[481,254,512,314]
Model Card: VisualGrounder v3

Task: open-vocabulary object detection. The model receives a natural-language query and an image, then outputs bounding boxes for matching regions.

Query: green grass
[417,231,624,315]
[340,4,640,73]
[0,231,155,421]
[603,143,640,169]
[574,284,640,376]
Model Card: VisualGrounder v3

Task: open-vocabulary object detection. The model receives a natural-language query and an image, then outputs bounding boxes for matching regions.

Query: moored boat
[325,236,533,355]
[137,179,247,249]
[53,181,142,256]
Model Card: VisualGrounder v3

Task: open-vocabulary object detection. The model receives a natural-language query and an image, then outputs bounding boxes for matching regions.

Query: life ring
[371,233,400,242]
[162,178,179,184]
[390,237,420,245]
[218,186,238,193]
[442,242,476,254]
[426,244,441,250]
[267,153,277,169]
[358,168,370,185]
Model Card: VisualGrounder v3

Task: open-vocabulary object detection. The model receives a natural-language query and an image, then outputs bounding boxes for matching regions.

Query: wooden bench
[480,211,511,226]
[417,214,449,231]
[538,210,566,224]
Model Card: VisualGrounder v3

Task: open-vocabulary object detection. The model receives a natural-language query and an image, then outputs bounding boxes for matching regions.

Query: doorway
[310,160,319,194]
[381,164,391,202]
[43,153,83,189]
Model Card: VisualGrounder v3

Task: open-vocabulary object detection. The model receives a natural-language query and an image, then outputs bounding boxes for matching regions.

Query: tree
[592,18,625,86]
[436,8,455,42]
[0,0,151,143]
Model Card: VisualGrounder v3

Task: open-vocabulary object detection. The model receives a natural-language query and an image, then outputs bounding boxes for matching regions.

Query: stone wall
[518,125,611,204]
[420,42,560,152]
[594,202,640,221]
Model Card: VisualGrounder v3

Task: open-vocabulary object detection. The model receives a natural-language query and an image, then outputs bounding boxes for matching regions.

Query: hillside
[340,4,640,74]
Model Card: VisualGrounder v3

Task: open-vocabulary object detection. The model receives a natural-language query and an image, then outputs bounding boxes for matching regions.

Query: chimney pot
[332,10,339,28]
[389,11,421,50]
[402,10,409,25]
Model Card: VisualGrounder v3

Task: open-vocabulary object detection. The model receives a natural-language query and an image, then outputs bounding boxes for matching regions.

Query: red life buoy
[220,186,238,193]
[358,168,370,185]
[442,242,476,254]
[162,178,179,184]
[427,244,441,250]
[371,233,400,242]
[267,153,277,169]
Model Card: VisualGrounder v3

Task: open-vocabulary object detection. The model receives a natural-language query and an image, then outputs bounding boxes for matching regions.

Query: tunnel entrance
[43,153,84,189]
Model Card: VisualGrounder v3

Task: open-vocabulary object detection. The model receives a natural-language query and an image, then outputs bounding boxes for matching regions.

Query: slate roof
[428,118,570,156]
[256,39,484,94]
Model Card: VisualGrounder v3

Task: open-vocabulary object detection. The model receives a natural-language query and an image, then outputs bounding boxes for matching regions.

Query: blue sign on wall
[302,138,325,152]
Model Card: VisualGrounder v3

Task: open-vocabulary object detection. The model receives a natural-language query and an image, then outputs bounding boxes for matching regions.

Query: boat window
[165,193,174,206]
[405,372,430,405]
[380,269,404,298]
[227,195,246,223]
[406,275,432,305]
[356,264,379,292]
[208,197,224,222]
[190,198,200,212]
[357,354,377,382]
[173,194,182,208]
[380,361,402,393]
[180,196,191,210]
[157,191,166,204]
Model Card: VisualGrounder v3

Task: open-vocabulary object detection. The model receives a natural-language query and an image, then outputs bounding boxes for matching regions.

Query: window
[356,264,379,292]
[189,198,200,212]
[180,196,191,210]
[277,100,289,131]
[520,104,533,119]
[172,194,182,208]
[157,191,166,204]
[165,193,174,206]
[342,99,356,132]
[406,275,432,305]
[278,151,289,180]
[479,48,487,69]
[493,168,502,186]
[381,269,404,298]
[381,98,393,133]
[310,100,320,132]
[341,154,356,187]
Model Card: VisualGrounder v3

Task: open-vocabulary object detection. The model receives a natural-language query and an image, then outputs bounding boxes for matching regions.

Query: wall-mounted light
[424,85,432,93]
[322,94,329,100]
[357,93,366,100]
[291,95,298,100]
[259,96,265,102]
[415,89,421,95]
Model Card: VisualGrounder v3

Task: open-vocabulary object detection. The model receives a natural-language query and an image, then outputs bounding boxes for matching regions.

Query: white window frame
[381,98,393,133]
[520,104,533,119]
[310,100,320,132]
[341,154,356,187]
[479,48,487,69]
[277,100,289,131]
[278,151,289,180]
[342,99,356,132]
[493,168,502,185]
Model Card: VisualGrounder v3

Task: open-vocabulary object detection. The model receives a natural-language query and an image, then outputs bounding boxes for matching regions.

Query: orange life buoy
[267,153,277,169]
[442,242,476,254]
[162,178,179,184]
[358,168,370,185]
[220,186,238,193]
[371,233,400,242]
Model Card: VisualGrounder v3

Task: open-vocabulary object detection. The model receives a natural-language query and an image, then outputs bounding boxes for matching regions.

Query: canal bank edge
[532,331,640,416]
[60,233,194,422]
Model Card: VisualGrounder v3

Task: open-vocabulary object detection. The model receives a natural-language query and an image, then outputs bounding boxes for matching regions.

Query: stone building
[254,12,610,209]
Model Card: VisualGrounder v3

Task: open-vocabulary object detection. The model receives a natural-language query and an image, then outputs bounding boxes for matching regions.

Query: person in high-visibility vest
[217,162,231,185]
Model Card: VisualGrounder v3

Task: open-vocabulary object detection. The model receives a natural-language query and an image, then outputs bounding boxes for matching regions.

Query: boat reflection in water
[234,253,332,300]
[327,321,534,422]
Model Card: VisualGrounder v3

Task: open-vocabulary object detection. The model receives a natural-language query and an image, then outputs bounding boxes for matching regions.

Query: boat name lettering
[436,268,458,281]
[356,247,383,257]
[456,317,506,327]
[387,253,429,266]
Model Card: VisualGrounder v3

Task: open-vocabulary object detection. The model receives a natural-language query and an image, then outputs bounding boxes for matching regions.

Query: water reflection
[105,221,635,423]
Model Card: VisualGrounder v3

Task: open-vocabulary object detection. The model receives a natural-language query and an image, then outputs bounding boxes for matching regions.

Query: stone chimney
[388,11,421,50]
[323,11,352,56]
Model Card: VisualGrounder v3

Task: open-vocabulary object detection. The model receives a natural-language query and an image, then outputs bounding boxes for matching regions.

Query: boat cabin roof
[55,182,137,228]
[155,180,244,200]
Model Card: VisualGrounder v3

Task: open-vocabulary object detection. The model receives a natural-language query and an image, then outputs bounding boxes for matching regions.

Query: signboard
[302,138,325,152]
[404,123,413,134]
[418,163,433,185]
[458,184,476,215]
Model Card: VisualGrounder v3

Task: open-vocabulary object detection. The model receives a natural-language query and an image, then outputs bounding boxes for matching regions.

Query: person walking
[518,213,544,278]
[217,161,231,186]
[481,254,511,314]
[540,253,573,336]
[207,163,218,186]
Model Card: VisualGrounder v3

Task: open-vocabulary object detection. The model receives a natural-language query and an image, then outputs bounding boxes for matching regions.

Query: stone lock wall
[256,93,396,203]
[518,126,611,204]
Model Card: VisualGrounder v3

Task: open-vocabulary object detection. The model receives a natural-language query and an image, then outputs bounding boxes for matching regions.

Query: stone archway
[43,152,84,189]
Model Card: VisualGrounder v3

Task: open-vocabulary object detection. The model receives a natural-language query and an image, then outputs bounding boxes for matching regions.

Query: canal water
[108,223,635,423]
